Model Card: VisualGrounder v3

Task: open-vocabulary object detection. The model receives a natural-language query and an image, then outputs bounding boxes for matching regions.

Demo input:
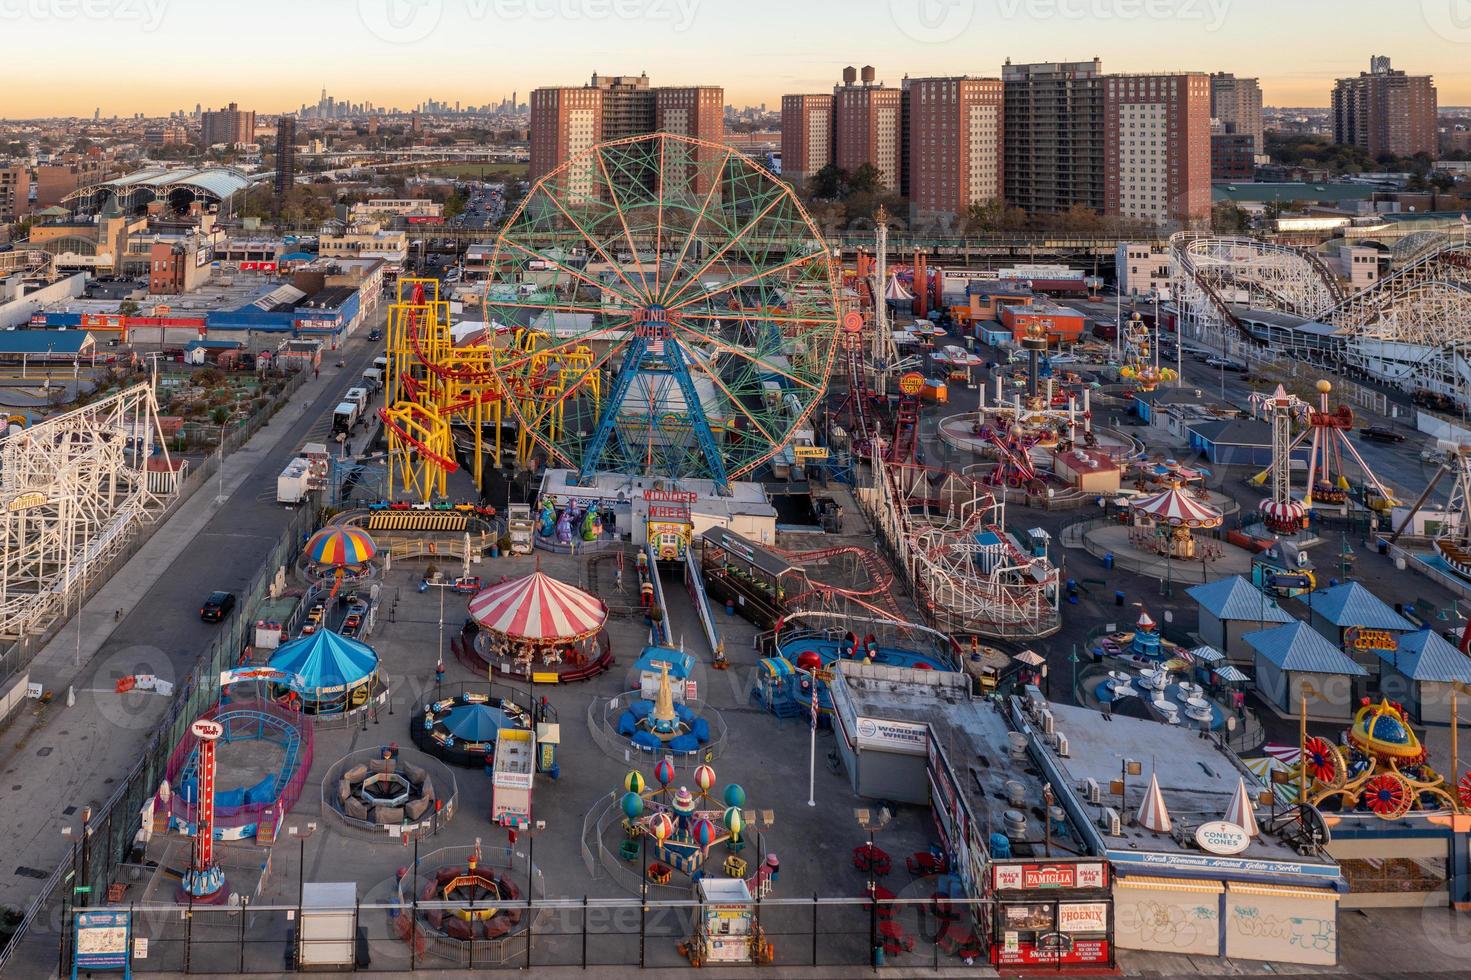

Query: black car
[200,591,236,623]
[367,329,383,342]
[1359,425,1406,444]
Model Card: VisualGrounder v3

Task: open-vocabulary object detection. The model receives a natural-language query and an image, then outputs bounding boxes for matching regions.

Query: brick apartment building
[530,73,723,199]
[1102,73,1212,227]
[1332,56,1438,158]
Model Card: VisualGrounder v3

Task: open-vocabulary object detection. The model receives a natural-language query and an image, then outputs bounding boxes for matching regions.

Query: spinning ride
[1291,699,1469,817]
[1118,312,1177,393]
[464,569,610,679]
[303,525,378,600]
[619,761,755,880]
[483,133,842,491]
[1250,382,1398,528]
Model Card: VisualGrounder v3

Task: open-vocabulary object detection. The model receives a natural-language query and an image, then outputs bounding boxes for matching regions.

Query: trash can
[1115,590,1125,607]
[726,597,735,616]
[1378,540,1389,556]
[1103,552,1115,570]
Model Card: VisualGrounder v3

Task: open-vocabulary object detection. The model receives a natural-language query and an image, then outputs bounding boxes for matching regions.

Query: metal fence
[0,505,318,978]
[52,894,990,974]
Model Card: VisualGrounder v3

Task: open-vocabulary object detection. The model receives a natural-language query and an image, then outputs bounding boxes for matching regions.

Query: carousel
[462,569,611,681]
[1129,480,1225,560]
[265,630,387,717]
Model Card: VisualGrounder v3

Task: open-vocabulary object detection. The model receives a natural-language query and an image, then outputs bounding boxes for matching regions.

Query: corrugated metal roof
[0,330,92,354]
[1244,622,1368,676]
[1187,576,1293,623]
[1381,629,1471,683]
[1307,581,1415,630]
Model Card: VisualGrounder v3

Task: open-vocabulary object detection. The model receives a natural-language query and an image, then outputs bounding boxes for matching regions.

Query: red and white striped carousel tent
[1130,483,1223,528]
[467,570,608,644]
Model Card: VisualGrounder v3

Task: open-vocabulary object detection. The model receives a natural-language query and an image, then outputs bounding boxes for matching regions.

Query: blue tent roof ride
[268,630,378,695]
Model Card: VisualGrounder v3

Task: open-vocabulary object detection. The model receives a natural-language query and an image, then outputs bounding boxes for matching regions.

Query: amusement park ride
[1250,381,1399,535]
[380,133,841,501]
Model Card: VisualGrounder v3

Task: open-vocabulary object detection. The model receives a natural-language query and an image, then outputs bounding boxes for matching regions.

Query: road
[0,311,387,918]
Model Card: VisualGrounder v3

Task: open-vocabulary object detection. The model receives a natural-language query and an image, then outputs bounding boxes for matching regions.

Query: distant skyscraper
[274,115,297,204]
[1103,72,1212,227]
[833,66,902,191]
[780,94,834,189]
[1002,59,1105,217]
[1332,56,1438,158]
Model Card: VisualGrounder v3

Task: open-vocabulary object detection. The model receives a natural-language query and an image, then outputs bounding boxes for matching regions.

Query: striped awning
[1214,664,1249,682]
[467,570,608,644]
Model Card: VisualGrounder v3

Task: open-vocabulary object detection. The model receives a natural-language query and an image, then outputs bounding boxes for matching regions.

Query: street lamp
[522,819,546,903]
[288,822,318,968]
[854,806,891,965]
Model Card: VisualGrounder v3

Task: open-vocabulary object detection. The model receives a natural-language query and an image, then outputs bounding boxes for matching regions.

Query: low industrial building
[1375,628,1471,725]
[1304,580,1416,671]
[998,302,1086,345]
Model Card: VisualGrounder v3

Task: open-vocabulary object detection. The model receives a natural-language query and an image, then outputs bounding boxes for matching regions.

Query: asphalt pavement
[0,313,387,914]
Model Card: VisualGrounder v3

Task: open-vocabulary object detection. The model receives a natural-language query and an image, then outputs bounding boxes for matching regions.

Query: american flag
[647,333,665,356]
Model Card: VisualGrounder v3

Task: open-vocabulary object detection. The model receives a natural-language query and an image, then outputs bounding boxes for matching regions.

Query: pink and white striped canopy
[467,571,608,644]
[1131,485,1223,528]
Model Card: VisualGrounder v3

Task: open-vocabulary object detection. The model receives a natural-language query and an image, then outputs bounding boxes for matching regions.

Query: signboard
[842,310,864,333]
[853,716,927,755]
[792,445,829,461]
[644,489,697,504]
[73,910,129,974]
[191,718,223,741]
[993,862,1108,891]
[992,939,1110,967]
[1057,902,1109,932]
[239,261,279,273]
[1194,820,1252,856]
[81,313,122,329]
[6,491,49,512]
[898,371,925,396]
[1344,627,1398,652]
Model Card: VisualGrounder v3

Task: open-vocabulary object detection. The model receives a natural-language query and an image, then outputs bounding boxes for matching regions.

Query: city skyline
[2,0,1471,117]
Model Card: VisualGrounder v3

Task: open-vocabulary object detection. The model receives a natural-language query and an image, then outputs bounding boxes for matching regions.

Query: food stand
[989,860,1113,969]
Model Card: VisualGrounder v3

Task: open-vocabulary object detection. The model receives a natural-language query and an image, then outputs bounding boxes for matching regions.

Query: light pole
[288,822,318,968]
[802,666,818,807]
[523,818,545,902]
[854,806,891,966]
[216,420,227,503]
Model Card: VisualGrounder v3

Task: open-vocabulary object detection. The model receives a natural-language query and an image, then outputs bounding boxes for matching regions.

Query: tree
[1211,202,1250,234]
[963,200,1003,235]
[807,164,847,201]
[848,163,883,197]
[118,300,141,317]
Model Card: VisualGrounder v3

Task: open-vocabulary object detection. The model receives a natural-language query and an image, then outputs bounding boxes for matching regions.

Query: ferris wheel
[483,133,843,490]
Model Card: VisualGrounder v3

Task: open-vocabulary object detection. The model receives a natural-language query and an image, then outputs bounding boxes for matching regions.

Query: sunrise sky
[2,0,1469,117]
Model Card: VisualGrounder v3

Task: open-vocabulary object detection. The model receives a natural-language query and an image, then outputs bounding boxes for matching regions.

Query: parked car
[1204,356,1248,372]
[366,329,383,342]
[200,591,236,623]
[1359,425,1406,443]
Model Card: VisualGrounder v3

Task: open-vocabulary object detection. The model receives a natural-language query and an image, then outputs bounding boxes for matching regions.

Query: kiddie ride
[617,760,775,897]
[753,616,956,722]
[1293,698,1471,817]
[534,496,609,547]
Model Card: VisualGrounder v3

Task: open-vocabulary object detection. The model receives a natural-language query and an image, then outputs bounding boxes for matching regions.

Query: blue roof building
[0,330,94,358]
[1305,582,1416,672]
[1187,575,1293,662]
[1244,621,1367,720]
[1379,629,1471,725]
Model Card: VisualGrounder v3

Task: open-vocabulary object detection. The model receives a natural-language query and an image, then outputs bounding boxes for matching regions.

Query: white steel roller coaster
[0,383,177,639]
[1171,234,1471,398]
